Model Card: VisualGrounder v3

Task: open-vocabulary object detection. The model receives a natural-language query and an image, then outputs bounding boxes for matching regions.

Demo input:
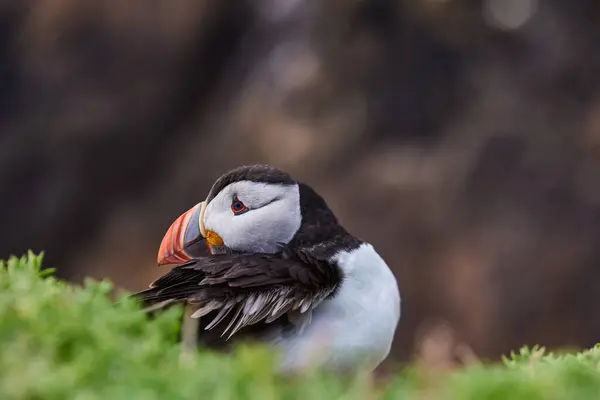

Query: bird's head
[157,165,304,266]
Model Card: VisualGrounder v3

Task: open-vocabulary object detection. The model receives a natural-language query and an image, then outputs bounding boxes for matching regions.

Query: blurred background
[2,0,600,366]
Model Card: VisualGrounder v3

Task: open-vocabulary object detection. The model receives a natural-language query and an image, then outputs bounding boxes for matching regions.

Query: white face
[202,181,302,254]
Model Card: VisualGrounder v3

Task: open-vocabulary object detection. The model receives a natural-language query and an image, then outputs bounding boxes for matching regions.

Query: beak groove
[157,201,208,266]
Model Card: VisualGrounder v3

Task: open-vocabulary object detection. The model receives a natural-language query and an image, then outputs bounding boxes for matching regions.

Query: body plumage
[134,165,401,373]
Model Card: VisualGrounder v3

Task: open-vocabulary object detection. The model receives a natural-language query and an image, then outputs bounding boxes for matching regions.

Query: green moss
[1,252,600,399]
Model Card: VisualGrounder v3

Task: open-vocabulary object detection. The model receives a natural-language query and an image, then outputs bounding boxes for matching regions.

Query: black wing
[132,248,341,339]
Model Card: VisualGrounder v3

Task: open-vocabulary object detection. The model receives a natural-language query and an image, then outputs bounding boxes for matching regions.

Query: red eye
[231,196,248,215]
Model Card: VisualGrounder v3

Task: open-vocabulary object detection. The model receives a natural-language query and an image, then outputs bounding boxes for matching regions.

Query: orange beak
[157,201,209,266]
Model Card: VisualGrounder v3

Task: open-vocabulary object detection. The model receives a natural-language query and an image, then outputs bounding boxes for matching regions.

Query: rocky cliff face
[2,0,600,363]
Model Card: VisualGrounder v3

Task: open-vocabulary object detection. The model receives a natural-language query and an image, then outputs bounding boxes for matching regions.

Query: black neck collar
[287,183,362,260]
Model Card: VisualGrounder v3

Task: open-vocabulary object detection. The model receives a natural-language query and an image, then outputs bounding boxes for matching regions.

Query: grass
[1,252,600,399]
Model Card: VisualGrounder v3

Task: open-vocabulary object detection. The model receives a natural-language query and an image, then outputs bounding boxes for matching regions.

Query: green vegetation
[1,252,600,399]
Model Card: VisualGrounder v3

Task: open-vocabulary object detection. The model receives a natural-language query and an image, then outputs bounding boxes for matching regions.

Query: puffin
[134,165,401,373]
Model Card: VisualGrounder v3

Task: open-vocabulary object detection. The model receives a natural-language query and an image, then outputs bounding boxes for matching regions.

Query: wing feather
[132,249,341,341]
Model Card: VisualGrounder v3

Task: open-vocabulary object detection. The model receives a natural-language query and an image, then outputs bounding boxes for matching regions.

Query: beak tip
[156,250,191,267]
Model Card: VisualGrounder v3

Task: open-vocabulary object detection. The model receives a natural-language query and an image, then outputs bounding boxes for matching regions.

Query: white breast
[274,243,401,373]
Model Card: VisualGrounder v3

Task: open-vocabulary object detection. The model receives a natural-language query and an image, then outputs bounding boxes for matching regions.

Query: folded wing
[133,248,341,339]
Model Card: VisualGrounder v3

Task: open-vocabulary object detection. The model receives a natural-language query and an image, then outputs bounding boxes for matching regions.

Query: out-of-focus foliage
[2,252,600,400]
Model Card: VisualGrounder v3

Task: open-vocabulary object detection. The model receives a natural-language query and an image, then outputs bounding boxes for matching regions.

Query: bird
[133,164,401,374]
